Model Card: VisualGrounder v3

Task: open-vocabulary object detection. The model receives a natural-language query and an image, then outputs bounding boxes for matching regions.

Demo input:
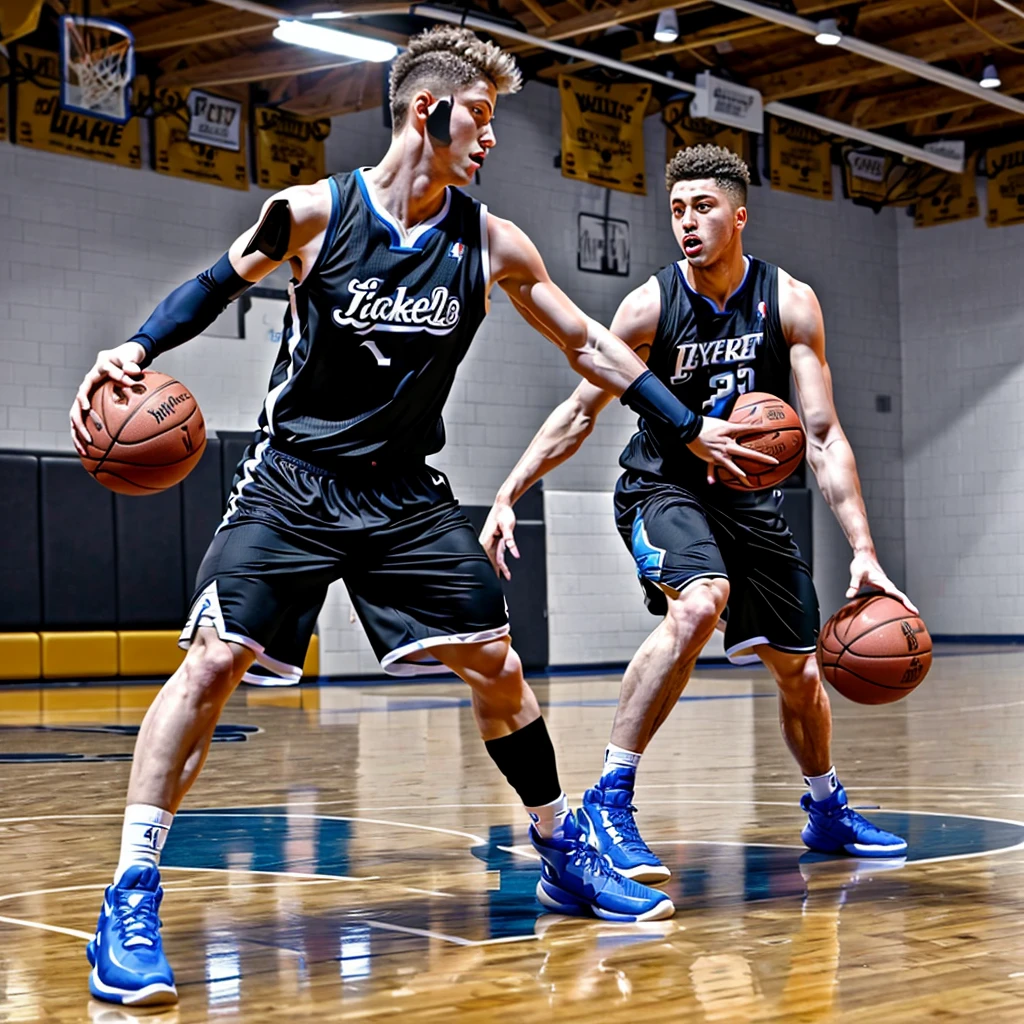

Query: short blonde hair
[665,144,751,206]
[389,26,522,131]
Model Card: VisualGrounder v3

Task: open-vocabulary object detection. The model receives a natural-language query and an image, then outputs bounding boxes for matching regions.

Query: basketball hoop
[59,15,134,124]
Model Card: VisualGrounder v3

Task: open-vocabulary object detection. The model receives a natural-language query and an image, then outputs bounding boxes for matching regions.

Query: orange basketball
[817,593,932,705]
[714,392,805,491]
[78,371,206,496]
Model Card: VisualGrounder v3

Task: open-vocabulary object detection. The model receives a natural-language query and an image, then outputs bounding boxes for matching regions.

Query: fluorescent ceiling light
[980,63,1001,89]
[310,10,346,18]
[814,18,842,45]
[654,9,680,43]
[273,19,398,61]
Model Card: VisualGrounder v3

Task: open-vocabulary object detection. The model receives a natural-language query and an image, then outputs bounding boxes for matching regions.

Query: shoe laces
[604,803,653,853]
[114,889,162,949]
[569,841,626,883]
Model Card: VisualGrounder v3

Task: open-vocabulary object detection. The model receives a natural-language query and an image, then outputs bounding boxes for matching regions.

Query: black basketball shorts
[614,471,819,665]
[180,440,509,683]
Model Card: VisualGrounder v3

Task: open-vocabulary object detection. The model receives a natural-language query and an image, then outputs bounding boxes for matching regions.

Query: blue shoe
[800,786,908,858]
[530,811,675,922]
[86,865,177,1006]
[579,773,670,883]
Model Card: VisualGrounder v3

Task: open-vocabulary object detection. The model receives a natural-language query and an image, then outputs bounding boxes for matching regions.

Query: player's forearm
[807,434,876,556]
[563,320,647,396]
[495,399,594,507]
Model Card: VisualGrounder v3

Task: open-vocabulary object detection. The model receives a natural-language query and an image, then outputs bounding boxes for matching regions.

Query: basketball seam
[107,407,203,447]
[839,611,926,653]
[90,378,181,478]
[92,442,207,471]
[819,659,924,690]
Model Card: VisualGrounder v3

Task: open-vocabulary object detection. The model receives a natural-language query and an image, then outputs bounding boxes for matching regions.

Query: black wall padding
[0,453,41,629]
[40,456,117,628]
[181,438,223,593]
[115,488,185,629]
[218,431,259,506]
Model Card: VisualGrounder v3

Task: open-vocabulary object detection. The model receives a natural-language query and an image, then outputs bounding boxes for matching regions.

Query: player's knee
[468,641,526,710]
[665,579,729,645]
[176,632,244,702]
[774,653,820,697]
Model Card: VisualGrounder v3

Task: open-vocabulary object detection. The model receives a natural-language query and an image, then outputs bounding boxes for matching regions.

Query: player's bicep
[608,278,660,362]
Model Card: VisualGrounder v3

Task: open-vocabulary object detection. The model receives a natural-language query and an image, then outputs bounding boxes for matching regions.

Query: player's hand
[479,501,519,580]
[847,551,918,614]
[688,416,778,486]
[69,341,147,455]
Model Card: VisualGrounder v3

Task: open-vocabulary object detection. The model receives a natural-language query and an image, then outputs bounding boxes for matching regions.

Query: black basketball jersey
[257,169,490,465]
[620,256,791,485]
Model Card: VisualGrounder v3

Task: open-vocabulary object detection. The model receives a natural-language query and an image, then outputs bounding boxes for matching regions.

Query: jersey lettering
[332,278,462,335]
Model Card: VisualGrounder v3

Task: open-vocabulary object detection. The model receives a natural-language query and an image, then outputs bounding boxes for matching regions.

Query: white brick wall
[898,204,1024,634]
[0,81,907,672]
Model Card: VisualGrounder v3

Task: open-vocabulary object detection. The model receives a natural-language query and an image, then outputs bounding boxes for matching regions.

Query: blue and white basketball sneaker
[530,811,675,921]
[578,771,670,883]
[800,785,908,857]
[86,865,177,1006]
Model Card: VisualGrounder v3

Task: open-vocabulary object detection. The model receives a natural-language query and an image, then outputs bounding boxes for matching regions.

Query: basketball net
[59,15,134,124]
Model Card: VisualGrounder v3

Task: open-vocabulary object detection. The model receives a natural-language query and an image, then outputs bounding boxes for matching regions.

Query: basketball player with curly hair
[482,144,918,884]
[68,34,777,1006]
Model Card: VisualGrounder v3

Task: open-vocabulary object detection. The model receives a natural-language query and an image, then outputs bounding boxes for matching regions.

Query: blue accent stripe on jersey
[675,256,752,314]
[354,168,450,253]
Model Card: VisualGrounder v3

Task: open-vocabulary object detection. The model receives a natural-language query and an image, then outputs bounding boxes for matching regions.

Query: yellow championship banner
[254,106,330,189]
[914,168,978,228]
[663,99,750,166]
[768,118,832,201]
[985,140,1024,228]
[841,145,963,212]
[560,75,651,196]
[153,87,248,191]
[14,46,141,167]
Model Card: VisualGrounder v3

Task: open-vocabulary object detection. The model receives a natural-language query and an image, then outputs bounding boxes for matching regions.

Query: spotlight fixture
[814,18,842,46]
[272,20,398,62]
[654,9,680,44]
[980,63,1001,89]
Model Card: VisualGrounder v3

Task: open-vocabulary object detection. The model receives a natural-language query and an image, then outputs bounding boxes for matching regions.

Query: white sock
[527,792,570,840]
[604,743,642,772]
[804,767,839,803]
[114,804,174,884]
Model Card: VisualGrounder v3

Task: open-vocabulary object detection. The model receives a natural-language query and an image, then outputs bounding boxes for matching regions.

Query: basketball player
[481,145,917,884]
[67,35,775,1006]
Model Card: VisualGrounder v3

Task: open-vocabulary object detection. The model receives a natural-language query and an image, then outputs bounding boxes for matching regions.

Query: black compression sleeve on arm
[130,253,252,367]
[620,369,703,445]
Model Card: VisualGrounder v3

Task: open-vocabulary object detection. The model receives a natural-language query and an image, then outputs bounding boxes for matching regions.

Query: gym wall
[0,77,971,674]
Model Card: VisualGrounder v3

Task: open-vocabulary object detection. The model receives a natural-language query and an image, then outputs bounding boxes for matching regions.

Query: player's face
[669,179,745,267]
[445,80,498,183]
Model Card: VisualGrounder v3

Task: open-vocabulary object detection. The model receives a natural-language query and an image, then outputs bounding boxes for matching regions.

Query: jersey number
[703,366,755,417]
[361,340,391,367]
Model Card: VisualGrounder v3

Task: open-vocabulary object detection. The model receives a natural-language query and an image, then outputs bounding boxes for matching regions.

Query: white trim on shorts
[381,624,511,677]
[479,203,491,313]
[217,438,270,533]
[179,581,303,683]
[725,636,818,666]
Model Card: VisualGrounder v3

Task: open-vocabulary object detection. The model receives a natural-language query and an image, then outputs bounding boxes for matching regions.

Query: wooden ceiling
[26,0,1024,143]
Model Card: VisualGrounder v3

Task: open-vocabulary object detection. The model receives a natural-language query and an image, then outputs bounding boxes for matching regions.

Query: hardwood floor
[2,648,1024,1022]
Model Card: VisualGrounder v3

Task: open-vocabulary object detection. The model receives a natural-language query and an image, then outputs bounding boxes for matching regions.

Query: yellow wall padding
[119,631,186,677]
[0,633,41,680]
[302,633,320,678]
[41,631,118,678]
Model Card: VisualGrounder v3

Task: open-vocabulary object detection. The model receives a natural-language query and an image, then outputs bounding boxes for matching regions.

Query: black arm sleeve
[620,369,703,445]
[130,253,253,368]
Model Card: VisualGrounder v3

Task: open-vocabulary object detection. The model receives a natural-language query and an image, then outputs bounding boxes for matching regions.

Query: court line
[362,919,475,946]
[0,915,92,941]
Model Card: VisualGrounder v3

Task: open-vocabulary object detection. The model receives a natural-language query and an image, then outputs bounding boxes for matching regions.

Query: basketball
[817,593,932,705]
[78,371,206,496]
[714,392,806,491]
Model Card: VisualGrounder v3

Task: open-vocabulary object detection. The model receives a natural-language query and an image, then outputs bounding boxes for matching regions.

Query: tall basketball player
[68,35,775,1006]
[482,145,917,884]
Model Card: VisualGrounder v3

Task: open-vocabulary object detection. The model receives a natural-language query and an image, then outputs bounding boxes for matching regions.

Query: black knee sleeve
[484,716,562,807]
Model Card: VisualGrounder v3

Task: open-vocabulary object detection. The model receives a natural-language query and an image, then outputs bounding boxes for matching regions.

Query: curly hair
[389,27,522,132]
[665,144,751,207]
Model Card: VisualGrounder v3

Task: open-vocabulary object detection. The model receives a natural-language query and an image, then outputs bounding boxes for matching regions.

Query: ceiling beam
[535,0,705,41]
[133,9,274,53]
[279,62,383,117]
[911,105,1024,136]
[709,0,1024,117]
[852,66,1024,129]
[161,46,359,88]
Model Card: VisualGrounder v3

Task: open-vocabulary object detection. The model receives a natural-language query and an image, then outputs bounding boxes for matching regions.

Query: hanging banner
[840,145,949,211]
[14,45,141,167]
[0,51,9,142]
[560,75,651,196]
[768,117,832,201]
[913,167,978,228]
[663,98,752,168]
[153,87,248,191]
[985,140,1024,228]
[187,89,242,151]
[254,106,330,189]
